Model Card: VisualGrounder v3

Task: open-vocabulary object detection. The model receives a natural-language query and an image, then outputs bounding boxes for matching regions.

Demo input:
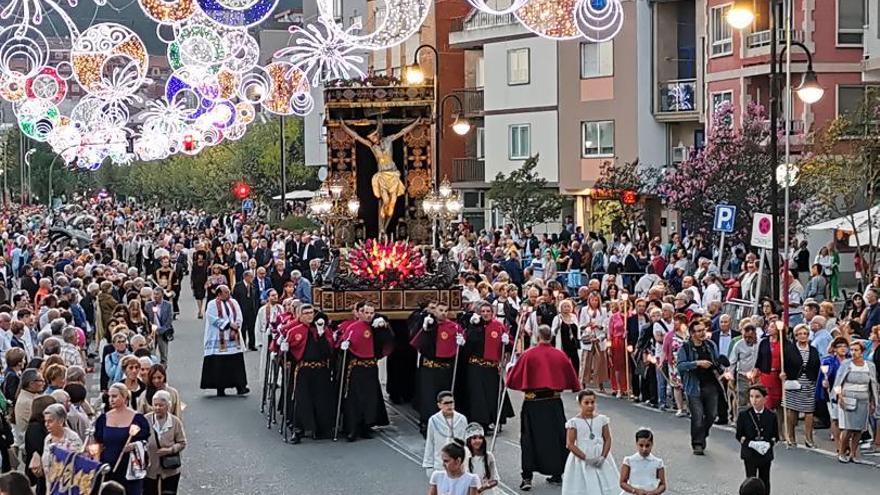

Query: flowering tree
[658,102,773,239]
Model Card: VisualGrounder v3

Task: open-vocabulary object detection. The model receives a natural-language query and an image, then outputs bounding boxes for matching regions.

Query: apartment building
[865,0,880,82]
[704,0,865,136]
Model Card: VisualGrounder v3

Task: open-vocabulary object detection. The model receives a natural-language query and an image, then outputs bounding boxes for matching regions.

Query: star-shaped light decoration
[274,16,365,87]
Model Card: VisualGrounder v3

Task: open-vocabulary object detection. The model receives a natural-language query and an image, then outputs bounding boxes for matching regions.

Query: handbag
[783,380,801,391]
[841,396,858,412]
[152,422,182,470]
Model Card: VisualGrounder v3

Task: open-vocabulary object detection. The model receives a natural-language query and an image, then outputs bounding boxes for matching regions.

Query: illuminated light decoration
[165,71,216,120]
[138,0,196,24]
[71,23,149,97]
[347,239,427,288]
[46,121,81,163]
[167,23,226,72]
[290,91,314,117]
[216,69,239,99]
[576,0,624,43]
[514,0,580,40]
[466,0,529,15]
[133,132,171,161]
[237,67,270,104]
[316,0,432,50]
[231,180,250,199]
[274,17,365,87]
[25,66,66,103]
[222,30,259,74]
[14,97,60,141]
[201,126,224,146]
[234,101,254,125]
[195,0,278,28]
[0,24,49,79]
[139,98,190,136]
[262,61,310,116]
[197,99,235,129]
[224,123,246,141]
[0,71,27,102]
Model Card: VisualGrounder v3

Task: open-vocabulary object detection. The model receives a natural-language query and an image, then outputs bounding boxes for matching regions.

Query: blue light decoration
[195,0,278,28]
[590,0,607,9]
[165,73,215,120]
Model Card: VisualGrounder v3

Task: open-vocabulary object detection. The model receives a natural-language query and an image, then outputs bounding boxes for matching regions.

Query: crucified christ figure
[338,117,423,233]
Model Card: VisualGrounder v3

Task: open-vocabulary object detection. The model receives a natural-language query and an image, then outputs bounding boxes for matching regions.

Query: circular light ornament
[576,0,624,43]
[237,67,271,104]
[0,25,50,79]
[224,123,246,141]
[71,23,149,97]
[222,30,260,74]
[195,0,279,28]
[134,132,172,161]
[466,0,529,15]
[26,67,68,103]
[47,122,82,164]
[168,23,227,72]
[262,61,309,116]
[15,98,60,142]
[139,0,197,24]
[515,0,581,40]
[315,0,432,50]
[234,101,255,125]
[217,70,240,99]
[0,71,27,103]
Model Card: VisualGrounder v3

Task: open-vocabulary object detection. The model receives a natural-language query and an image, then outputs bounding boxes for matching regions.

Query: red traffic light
[620,189,638,205]
[232,181,251,200]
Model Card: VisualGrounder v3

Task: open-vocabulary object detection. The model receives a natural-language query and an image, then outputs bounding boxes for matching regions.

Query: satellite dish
[317,166,328,181]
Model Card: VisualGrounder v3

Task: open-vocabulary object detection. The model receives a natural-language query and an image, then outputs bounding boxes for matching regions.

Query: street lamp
[308,176,359,242]
[727,3,823,308]
[422,176,463,243]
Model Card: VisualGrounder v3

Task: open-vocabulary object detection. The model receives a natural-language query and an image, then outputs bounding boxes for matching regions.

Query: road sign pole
[717,231,726,274]
[753,249,766,313]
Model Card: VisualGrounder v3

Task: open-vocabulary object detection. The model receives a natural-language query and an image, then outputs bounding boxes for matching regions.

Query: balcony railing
[452,158,485,182]
[658,79,697,113]
[745,29,804,49]
[451,11,517,33]
[453,88,484,117]
[760,119,805,134]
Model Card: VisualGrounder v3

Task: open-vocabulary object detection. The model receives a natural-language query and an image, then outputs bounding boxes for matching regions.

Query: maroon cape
[506,343,581,392]
[285,323,335,361]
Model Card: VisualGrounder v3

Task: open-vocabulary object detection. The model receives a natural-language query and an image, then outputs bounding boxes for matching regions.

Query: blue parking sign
[713,204,736,233]
[242,198,254,214]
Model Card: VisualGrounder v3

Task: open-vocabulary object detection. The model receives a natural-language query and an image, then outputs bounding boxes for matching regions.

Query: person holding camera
[144,289,173,367]
[199,285,249,397]
[676,317,725,456]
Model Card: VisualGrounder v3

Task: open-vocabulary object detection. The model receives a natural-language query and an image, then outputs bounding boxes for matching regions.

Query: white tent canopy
[807,205,880,247]
[272,190,316,200]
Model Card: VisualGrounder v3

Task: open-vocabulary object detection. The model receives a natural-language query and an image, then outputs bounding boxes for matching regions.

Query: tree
[658,102,774,239]
[592,159,660,239]
[487,154,565,232]
[797,89,880,272]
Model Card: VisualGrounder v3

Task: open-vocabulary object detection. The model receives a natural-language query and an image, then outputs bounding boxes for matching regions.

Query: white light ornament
[316,0,432,50]
[71,23,149,98]
[0,24,49,79]
[274,17,365,87]
[14,97,60,141]
[515,0,581,40]
[466,0,529,15]
[195,0,278,28]
[576,0,624,43]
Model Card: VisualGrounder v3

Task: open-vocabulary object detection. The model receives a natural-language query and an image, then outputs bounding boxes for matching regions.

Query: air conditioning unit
[671,145,688,164]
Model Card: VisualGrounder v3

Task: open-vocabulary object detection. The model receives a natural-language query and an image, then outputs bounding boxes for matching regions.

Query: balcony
[760,119,805,134]
[452,158,485,183]
[452,88,484,118]
[744,29,804,58]
[656,79,699,121]
[449,10,528,48]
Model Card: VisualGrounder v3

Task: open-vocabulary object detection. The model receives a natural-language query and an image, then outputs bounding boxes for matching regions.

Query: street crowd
[0,198,873,495]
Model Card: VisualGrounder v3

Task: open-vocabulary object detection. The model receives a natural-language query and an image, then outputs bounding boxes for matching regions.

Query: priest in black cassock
[200,285,249,396]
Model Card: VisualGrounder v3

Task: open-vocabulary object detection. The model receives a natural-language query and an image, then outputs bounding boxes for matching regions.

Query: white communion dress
[561,414,620,495]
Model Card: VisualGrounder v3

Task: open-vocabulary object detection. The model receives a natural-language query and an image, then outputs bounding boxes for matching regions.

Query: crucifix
[338,116,423,233]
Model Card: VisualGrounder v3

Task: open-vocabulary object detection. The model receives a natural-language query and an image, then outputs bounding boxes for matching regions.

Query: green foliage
[487,154,565,231]
[277,214,319,232]
[593,159,659,239]
[0,117,315,211]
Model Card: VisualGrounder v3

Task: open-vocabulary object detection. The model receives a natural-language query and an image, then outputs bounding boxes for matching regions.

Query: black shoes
[237,387,250,396]
[519,479,532,491]
[216,389,226,397]
[290,432,302,444]
[546,476,562,485]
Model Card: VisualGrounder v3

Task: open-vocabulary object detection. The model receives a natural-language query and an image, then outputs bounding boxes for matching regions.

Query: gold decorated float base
[314,288,462,320]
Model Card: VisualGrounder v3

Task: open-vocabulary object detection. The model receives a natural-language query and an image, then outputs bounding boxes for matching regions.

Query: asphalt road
[167,286,879,495]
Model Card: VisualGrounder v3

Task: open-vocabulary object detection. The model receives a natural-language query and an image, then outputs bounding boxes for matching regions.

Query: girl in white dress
[465,423,499,495]
[619,429,666,495]
[562,391,619,495]
[429,440,480,495]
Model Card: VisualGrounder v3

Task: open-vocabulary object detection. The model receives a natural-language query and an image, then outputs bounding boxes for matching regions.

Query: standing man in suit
[304,259,323,287]
[145,289,174,366]
[297,232,315,272]
[255,266,272,304]
[712,313,740,425]
[233,270,261,351]
[735,385,778,494]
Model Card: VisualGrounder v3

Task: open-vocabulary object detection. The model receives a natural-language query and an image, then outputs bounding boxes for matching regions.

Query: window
[476,127,485,159]
[711,91,734,126]
[710,5,733,56]
[837,85,878,117]
[837,0,865,45]
[507,48,530,85]
[463,191,484,209]
[580,41,613,78]
[508,124,531,159]
[581,121,614,157]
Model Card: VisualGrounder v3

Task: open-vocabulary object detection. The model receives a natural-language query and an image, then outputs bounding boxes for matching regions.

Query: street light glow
[726,0,754,30]
[795,70,824,104]
[451,115,471,136]
[405,64,425,85]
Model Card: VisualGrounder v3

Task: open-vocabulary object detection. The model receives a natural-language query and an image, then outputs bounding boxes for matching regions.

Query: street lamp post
[728,0,824,329]
[407,45,472,247]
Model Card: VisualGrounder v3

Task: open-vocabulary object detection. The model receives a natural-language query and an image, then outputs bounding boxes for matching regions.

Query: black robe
[290,329,335,438]
[463,321,515,428]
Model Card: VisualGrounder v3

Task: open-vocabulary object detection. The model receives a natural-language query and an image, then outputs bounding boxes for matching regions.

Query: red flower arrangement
[348,239,426,288]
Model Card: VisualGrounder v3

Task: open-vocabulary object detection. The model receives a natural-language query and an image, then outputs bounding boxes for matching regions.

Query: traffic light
[232,181,251,200]
[620,189,638,205]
